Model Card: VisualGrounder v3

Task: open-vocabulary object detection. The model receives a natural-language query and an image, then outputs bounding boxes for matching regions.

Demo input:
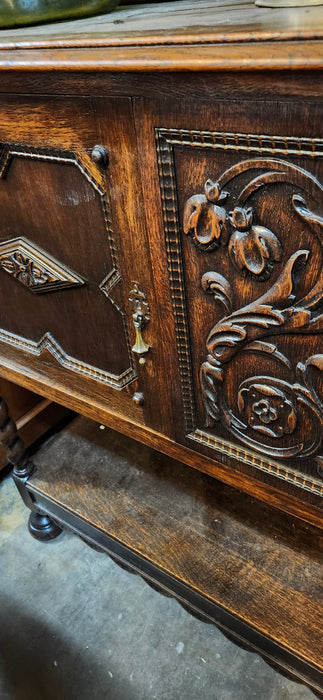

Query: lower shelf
[21,416,323,694]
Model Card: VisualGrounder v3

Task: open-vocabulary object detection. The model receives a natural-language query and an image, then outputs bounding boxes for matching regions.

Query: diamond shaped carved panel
[0,140,135,389]
[0,237,85,294]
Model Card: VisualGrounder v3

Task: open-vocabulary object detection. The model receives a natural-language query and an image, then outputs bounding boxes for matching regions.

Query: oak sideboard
[0,1,322,693]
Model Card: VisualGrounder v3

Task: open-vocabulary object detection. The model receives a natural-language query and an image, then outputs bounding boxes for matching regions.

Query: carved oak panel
[0,144,135,389]
[156,128,323,497]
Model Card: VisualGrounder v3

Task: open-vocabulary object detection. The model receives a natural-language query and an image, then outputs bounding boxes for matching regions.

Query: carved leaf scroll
[201,272,232,314]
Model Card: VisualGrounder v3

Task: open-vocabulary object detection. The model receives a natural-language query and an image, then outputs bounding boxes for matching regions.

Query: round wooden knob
[133,392,145,406]
[91,145,109,166]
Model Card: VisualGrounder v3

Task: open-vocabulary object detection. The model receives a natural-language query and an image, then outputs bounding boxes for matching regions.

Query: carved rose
[252,399,278,424]
[228,207,282,280]
[183,181,229,252]
[238,381,297,438]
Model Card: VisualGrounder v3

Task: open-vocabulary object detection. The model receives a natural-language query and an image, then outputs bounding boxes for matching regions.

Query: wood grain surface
[0,41,322,72]
[28,415,323,687]
[1,340,323,530]
[0,1,322,72]
[0,0,321,533]
[0,378,70,469]
[0,0,322,48]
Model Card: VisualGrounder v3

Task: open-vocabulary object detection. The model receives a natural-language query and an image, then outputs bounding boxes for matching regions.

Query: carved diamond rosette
[156,127,323,496]
[238,380,298,439]
[0,237,85,293]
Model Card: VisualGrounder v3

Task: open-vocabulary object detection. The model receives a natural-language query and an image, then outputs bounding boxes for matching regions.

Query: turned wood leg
[0,394,62,541]
[0,394,34,479]
[28,511,63,541]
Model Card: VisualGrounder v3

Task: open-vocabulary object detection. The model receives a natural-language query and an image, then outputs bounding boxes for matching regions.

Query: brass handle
[129,283,150,365]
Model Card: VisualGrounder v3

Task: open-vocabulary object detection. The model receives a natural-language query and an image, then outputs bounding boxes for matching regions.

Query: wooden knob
[133,392,145,406]
[91,145,109,166]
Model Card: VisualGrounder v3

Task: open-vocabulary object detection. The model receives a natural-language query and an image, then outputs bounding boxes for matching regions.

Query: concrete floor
[0,459,316,700]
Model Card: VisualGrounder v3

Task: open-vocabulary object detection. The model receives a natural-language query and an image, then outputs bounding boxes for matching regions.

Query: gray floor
[0,466,316,700]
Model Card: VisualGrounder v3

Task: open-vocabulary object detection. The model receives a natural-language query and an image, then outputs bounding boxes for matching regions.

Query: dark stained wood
[0,377,71,470]
[0,378,39,470]
[0,71,322,102]
[94,97,174,435]
[133,95,323,520]
[0,1,322,71]
[0,391,34,478]
[0,95,149,425]
[0,377,39,422]
[0,5,323,691]
[0,5,322,685]
[0,340,322,530]
[27,416,323,693]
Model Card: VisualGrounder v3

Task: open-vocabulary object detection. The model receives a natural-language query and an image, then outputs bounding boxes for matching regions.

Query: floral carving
[238,381,297,438]
[0,252,56,289]
[228,206,282,280]
[229,206,253,231]
[184,179,282,279]
[0,237,85,293]
[253,399,278,423]
[183,181,229,251]
[181,149,323,461]
[198,241,323,458]
[156,124,323,485]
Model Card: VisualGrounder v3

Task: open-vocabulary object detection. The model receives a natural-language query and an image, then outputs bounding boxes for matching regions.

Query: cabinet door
[136,97,323,509]
[0,96,150,423]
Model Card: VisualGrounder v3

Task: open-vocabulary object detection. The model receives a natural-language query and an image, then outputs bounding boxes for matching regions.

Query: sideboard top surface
[0,0,322,71]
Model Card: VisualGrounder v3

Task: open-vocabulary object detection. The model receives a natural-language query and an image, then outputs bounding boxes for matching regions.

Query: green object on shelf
[0,0,120,29]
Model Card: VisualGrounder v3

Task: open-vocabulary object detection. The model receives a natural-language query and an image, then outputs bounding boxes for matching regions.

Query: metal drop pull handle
[129,283,150,365]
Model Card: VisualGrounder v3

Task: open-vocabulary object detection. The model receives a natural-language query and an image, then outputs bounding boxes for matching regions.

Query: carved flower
[228,206,282,280]
[0,251,50,288]
[252,399,278,424]
[238,381,297,438]
[183,181,229,252]
[230,206,253,231]
[204,179,228,203]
